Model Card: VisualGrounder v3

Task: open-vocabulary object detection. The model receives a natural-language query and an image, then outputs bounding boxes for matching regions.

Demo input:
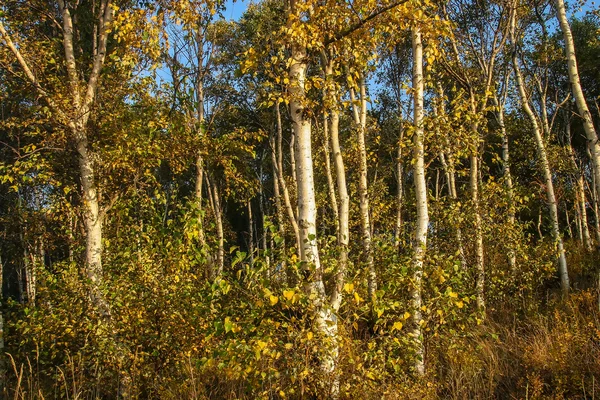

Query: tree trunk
[575,198,583,243]
[411,27,427,377]
[206,175,224,278]
[259,162,270,270]
[326,68,350,312]
[470,150,486,312]
[565,208,573,238]
[589,147,600,244]
[322,112,340,239]
[350,78,377,310]
[248,200,255,266]
[513,53,569,295]
[75,130,110,317]
[270,132,287,277]
[556,0,600,213]
[570,147,592,251]
[287,9,338,391]
[395,122,404,249]
[194,72,206,249]
[24,239,42,304]
[436,85,467,268]
[492,91,517,271]
[567,116,592,250]
[274,102,302,254]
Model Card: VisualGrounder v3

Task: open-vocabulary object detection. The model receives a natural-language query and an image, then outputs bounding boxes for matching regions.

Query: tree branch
[324,0,407,46]
[82,0,114,115]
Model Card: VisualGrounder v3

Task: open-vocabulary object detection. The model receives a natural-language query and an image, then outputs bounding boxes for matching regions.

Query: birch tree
[0,0,116,317]
[555,0,600,207]
[410,24,428,377]
[511,8,569,294]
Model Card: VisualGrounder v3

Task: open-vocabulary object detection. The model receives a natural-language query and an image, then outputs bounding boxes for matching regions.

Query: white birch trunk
[327,81,350,313]
[569,145,592,251]
[470,150,486,312]
[322,113,340,238]
[395,124,404,249]
[555,0,600,213]
[270,133,287,276]
[436,85,467,268]
[351,78,377,309]
[287,7,338,390]
[411,27,427,377]
[513,53,569,294]
[206,175,224,278]
[492,91,517,271]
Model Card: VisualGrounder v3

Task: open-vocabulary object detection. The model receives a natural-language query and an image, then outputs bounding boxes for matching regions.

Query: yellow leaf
[403,311,411,320]
[256,340,268,350]
[354,292,362,304]
[283,290,294,301]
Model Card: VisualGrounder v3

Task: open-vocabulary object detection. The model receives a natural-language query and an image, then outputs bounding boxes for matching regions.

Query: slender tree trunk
[350,78,377,310]
[259,162,270,270]
[327,76,350,312]
[567,116,592,250]
[411,27,427,377]
[194,73,206,249]
[556,0,600,211]
[589,148,600,244]
[322,113,340,238]
[25,240,42,304]
[248,200,255,266]
[575,198,583,242]
[395,122,404,249]
[274,102,302,254]
[570,147,592,251]
[270,133,287,276]
[566,208,573,238]
[206,175,224,277]
[470,150,486,312]
[513,54,570,294]
[492,92,517,271]
[436,86,467,268]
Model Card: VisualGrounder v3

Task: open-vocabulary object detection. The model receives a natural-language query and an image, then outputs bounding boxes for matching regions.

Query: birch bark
[411,27,427,377]
[555,0,600,207]
[513,50,569,294]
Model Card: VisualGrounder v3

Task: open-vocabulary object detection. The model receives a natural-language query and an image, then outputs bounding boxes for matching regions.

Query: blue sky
[223,0,250,21]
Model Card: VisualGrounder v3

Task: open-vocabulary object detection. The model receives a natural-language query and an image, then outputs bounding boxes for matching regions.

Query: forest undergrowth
[2,241,599,400]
